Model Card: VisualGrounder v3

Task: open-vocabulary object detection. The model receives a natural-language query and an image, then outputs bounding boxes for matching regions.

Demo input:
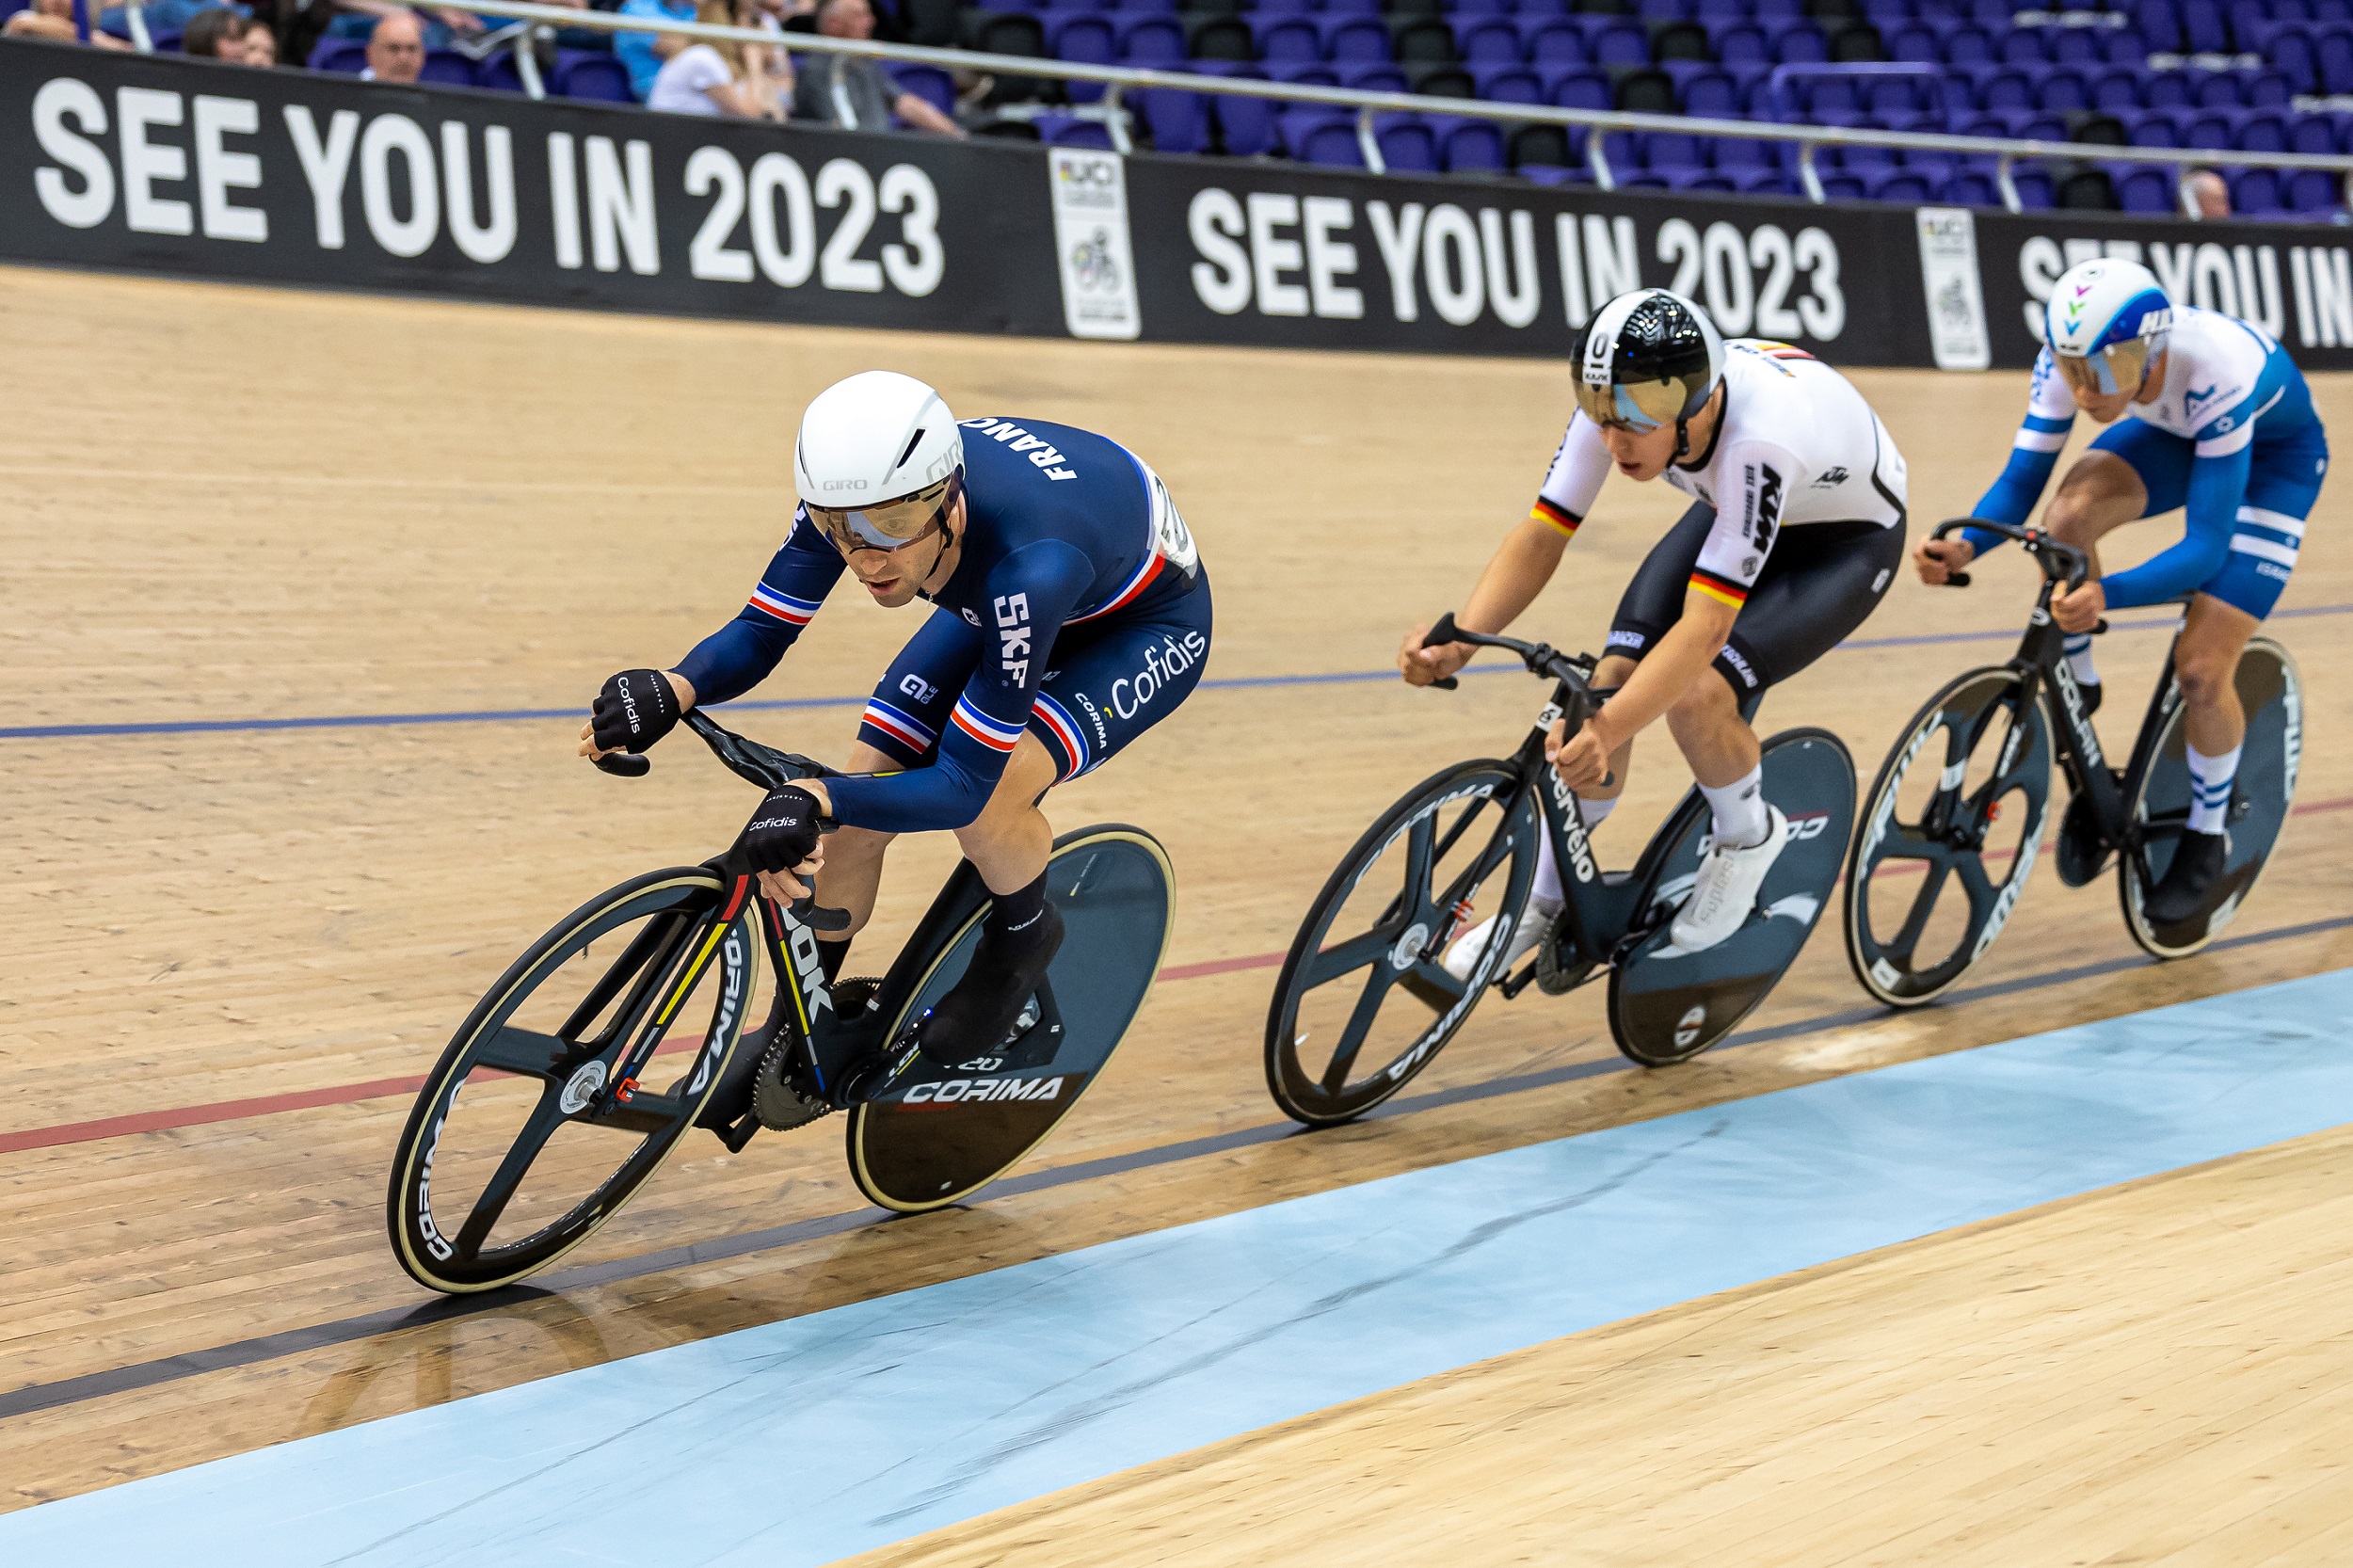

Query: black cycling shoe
[2075,679,2102,718]
[2145,828,2227,925]
[917,902,1064,1067]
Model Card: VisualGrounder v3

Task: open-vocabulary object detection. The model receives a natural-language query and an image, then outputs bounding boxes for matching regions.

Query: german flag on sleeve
[1689,567,1749,608]
[1531,497,1580,538]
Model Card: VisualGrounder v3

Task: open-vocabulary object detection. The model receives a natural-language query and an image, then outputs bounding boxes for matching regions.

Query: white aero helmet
[793,371,967,552]
[2043,258,2172,400]
[1575,288,1727,454]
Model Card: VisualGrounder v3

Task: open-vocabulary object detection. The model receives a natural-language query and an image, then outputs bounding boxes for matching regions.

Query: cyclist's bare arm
[1400,516,1571,685]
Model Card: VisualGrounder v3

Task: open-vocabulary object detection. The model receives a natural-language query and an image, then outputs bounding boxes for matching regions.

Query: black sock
[984,872,1049,944]
[817,936,851,984]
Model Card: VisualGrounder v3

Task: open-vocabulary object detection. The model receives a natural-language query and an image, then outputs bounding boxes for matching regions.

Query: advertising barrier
[7,39,2353,370]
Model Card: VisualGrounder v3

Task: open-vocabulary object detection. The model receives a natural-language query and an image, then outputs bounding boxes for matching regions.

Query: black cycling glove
[591,669,680,754]
[742,785,826,877]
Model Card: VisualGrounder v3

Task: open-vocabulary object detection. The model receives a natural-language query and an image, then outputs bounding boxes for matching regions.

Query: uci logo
[1057,161,1117,186]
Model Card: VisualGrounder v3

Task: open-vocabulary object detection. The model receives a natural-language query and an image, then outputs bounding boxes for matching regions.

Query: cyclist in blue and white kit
[1915,257,2328,922]
[580,372,1212,1061]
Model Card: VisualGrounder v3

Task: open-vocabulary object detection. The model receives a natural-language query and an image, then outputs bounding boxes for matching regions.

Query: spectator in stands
[361,8,424,81]
[240,12,278,61]
[792,0,962,136]
[2185,168,2232,220]
[616,0,696,100]
[648,0,790,117]
[5,0,133,42]
[332,0,482,45]
[183,5,247,57]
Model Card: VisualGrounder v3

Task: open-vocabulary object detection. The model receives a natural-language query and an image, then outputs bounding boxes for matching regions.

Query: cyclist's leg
[2048,424,2179,693]
[1593,500,1721,812]
[821,608,986,953]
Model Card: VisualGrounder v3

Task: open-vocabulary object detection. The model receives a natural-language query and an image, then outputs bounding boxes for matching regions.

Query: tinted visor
[2054,337,2154,400]
[1573,376,1685,433]
[803,471,960,553]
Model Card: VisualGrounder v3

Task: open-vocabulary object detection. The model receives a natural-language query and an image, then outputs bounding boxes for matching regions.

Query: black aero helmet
[1575,288,1727,454]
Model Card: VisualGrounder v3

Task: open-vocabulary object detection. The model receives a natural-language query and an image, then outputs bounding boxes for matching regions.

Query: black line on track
[5,911,2348,1424]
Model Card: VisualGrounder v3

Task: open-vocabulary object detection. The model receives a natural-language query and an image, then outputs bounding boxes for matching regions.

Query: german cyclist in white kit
[1401,288,1908,961]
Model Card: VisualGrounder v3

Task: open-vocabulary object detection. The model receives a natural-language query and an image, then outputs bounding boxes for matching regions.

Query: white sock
[2186,743,2240,834]
[1531,830,1563,906]
[2063,632,2100,687]
[1701,765,1770,851]
[1578,794,1618,832]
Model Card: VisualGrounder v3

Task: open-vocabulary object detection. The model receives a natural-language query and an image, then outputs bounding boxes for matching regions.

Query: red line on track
[8,790,2347,1159]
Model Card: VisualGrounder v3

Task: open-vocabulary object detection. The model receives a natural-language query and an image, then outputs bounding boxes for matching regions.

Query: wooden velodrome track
[4,262,2351,1560]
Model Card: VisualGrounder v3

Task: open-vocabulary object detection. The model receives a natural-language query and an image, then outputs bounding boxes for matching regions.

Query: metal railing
[141,0,2353,213]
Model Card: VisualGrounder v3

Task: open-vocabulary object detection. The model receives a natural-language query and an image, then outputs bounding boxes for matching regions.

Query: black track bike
[1844,518,2302,1006]
[1263,614,1857,1127]
[386,711,1174,1294]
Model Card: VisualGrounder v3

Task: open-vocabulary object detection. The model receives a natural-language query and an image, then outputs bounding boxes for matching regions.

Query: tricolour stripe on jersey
[1689,568,1749,609]
[1531,497,1580,537]
[1068,552,1164,625]
[949,696,1025,753]
[1032,692,1090,778]
[747,584,821,626]
[859,699,934,754]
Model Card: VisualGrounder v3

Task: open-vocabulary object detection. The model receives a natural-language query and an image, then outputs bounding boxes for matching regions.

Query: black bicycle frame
[1934,518,2184,855]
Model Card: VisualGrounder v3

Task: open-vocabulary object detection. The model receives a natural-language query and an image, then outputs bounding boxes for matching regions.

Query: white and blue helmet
[2044,258,2172,397]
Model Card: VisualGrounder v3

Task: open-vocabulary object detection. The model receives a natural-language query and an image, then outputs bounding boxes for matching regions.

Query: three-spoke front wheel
[1845,667,2054,1007]
[386,868,758,1293]
[1265,760,1538,1127]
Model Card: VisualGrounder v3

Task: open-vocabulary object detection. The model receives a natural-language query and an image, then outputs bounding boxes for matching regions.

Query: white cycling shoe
[1440,899,1560,982]
[1670,807,1790,952]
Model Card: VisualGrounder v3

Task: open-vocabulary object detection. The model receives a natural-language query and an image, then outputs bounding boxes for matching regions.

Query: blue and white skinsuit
[1964,305,2329,621]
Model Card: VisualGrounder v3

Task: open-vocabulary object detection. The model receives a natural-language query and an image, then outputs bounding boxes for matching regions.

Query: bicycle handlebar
[1930,517,2091,593]
[1421,613,1598,696]
[593,710,849,931]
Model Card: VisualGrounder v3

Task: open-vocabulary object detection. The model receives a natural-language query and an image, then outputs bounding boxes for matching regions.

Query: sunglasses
[803,471,961,555]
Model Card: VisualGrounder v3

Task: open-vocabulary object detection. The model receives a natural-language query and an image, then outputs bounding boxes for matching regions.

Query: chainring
[752,977,882,1131]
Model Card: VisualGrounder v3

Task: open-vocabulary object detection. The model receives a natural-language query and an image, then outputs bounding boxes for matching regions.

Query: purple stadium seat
[1030,110,1116,148]
[2050,26,2102,67]
[2096,27,2147,64]
[2011,166,2055,207]
[1441,119,1508,169]
[2272,29,2319,95]
[1473,62,1545,100]
[2181,109,2233,148]
[2322,34,2353,96]
[2244,69,2291,108]
[2131,0,2181,50]
[553,52,632,103]
[1281,108,1366,167]
[1771,22,1827,62]
[416,49,474,88]
[1682,68,1741,114]
[2089,68,2142,110]
[2230,165,2283,214]
[2237,111,2287,152]
[2285,167,2342,213]
[1552,70,1613,109]
[1322,15,1392,60]
[2110,162,2174,210]
[1941,164,2002,204]
[2188,68,2242,107]
[1134,81,1211,152]
[1712,133,1780,169]
[1048,11,1117,98]
[1867,167,1936,201]
[1735,168,1796,194]
[975,0,1046,10]
[890,63,957,116]
[2178,0,2226,54]
[1820,169,1868,199]
[474,51,527,93]
[1977,67,2032,110]
[1264,60,1338,84]
[1888,23,1939,62]
[1118,13,1183,60]
[1640,0,1694,19]
[1590,20,1651,65]
[1523,19,1587,63]
[1641,128,1710,174]
[2142,69,2191,108]
[2041,69,2089,112]
[1942,24,1993,65]
[1716,22,1770,63]
[308,38,367,72]
[2127,108,2183,145]
[1253,15,1320,62]
[2289,113,2336,154]
[1194,62,1276,153]
[1454,16,1523,62]
[1114,0,1176,13]
[1378,115,1441,169]
[1693,0,1747,21]
[1999,27,2050,65]
[1339,61,1406,89]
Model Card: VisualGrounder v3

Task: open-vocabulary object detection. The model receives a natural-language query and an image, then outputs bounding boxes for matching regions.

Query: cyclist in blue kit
[581,371,1212,1063]
[1916,257,2328,922]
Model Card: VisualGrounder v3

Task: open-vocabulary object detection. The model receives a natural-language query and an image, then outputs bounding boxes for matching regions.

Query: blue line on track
[6,968,2350,1564]
[10,602,2346,744]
